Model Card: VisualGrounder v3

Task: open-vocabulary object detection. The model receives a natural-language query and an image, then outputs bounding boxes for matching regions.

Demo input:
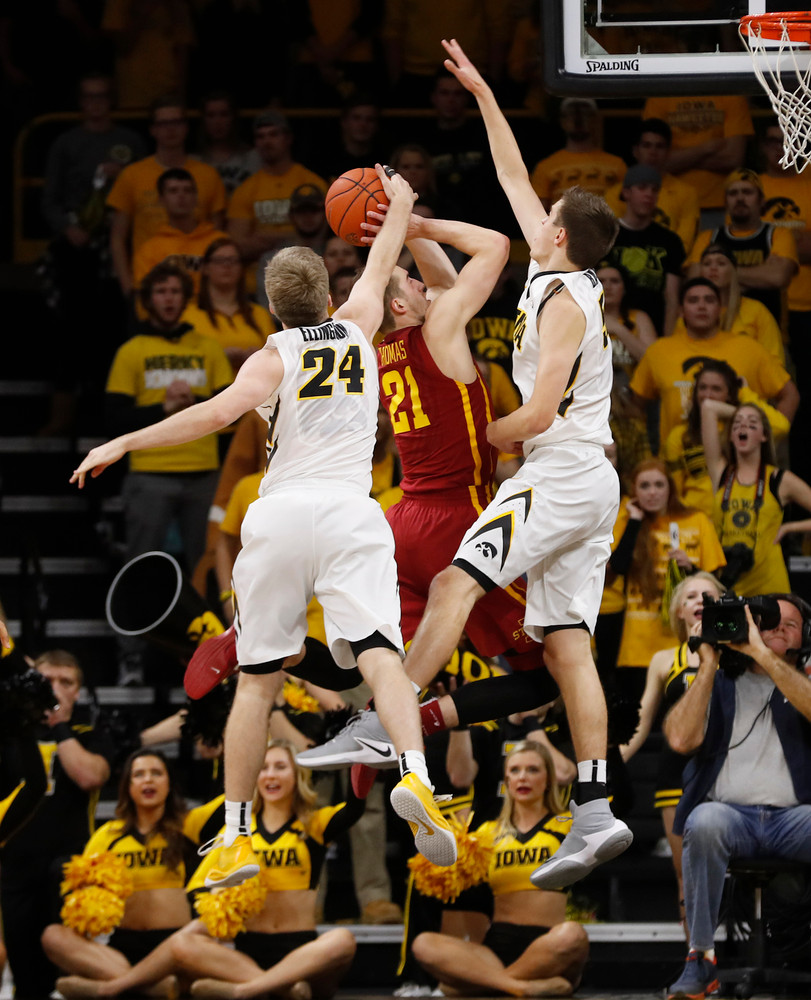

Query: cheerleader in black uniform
[412,741,588,997]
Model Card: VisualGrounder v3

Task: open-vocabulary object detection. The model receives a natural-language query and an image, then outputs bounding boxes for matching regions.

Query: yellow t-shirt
[380,0,512,77]
[183,302,273,354]
[132,223,229,290]
[713,464,790,597]
[630,329,791,448]
[605,172,700,255]
[107,156,227,253]
[228,166,327,238]
[106,329,233,472]
[615,505,726,668]
[670,295,785,365]
[642,96,754,209]
[760,172,811,313]
[102,0,195,109]
[530,148,627,205]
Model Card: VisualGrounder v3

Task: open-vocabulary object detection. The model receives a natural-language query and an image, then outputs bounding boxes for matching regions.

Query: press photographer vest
[674,671,811,835]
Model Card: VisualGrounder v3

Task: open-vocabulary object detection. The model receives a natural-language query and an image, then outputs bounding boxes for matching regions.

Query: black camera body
[719,542,755,588]
[700,593,781,645]
[689,593,782,678]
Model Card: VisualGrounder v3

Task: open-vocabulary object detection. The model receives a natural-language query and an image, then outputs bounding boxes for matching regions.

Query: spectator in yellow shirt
[107,98,226,297]
[603,118,700,255]
[630,277,798,451]
[132,169,229,292]
[227,111,327,267]
[530,98,627,210]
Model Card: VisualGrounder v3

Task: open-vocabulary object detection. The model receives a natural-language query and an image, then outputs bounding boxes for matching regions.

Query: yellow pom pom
[283,680,321,714]
[61,853,134,899]
[61,886,126,938]
[408,814,493,903]
[194,875,268,940]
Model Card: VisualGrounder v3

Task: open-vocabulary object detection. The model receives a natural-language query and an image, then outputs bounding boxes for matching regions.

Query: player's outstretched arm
[335,164,416,342]
[442,37,545,245]
[70,348,284,488]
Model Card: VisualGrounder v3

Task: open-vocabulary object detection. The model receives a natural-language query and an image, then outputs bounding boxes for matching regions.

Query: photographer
[701,398,811,596]
[663,594,811,1000]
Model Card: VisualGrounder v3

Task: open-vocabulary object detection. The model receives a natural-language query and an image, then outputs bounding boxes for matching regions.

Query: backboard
[544,1,811,97]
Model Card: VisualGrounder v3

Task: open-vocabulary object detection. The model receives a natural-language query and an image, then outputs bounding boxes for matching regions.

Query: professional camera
[689,593,782,677]
[719,542,755,588]
[0,648,58,738]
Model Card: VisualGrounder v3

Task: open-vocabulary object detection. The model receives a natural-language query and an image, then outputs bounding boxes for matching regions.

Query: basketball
[324,167,389,247]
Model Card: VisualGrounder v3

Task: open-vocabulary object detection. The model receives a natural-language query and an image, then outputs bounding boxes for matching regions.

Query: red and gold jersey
[377,324,496,507]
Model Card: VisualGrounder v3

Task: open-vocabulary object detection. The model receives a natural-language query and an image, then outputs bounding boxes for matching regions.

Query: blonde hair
[264,246,329,328]
[667,571,724,642]
[495,740,565,839]
[252,738,318,829]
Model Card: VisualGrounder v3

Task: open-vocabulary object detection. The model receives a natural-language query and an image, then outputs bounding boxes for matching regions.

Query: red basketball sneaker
[184,625,238,699]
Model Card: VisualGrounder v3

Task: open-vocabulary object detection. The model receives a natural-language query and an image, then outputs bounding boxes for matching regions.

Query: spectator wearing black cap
[254,183,330,309]
[604,118,700,255]
[603,164,687,337]
[227,110,327,267]
[685,169,799,329]
[530,98,627,210]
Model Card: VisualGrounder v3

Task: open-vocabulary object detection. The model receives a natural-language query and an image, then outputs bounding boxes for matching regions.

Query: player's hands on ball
[70,439,128,488]
[442,38,488,96]
[361,207,425,245]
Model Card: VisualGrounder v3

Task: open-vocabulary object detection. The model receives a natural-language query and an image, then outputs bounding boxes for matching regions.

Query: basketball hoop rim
[740,12,811,45]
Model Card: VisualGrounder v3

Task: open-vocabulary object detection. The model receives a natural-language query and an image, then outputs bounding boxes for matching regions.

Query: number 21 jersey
[377,324,496,505]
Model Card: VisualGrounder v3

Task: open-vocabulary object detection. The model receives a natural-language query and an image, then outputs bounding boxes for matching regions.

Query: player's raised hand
[442,38,489,97]
[361,206,425,244]
[375,163,417,209]
[70,438,128,488]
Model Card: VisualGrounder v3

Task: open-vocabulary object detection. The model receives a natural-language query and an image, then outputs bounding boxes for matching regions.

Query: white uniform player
[233,318,403,670]
[70,169,458,886]
[453,262,620,638]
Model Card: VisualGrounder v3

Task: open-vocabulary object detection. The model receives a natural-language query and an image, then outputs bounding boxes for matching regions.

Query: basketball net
[740,13,811,173]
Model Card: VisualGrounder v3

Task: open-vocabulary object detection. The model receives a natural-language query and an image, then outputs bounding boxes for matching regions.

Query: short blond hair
[264,246,329,328]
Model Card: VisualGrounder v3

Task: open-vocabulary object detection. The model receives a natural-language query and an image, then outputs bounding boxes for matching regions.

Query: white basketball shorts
[232,485,403,670]
[453,443,619,638]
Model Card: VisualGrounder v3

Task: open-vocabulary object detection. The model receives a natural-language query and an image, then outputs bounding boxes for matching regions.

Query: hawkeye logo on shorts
[467,489,532,571]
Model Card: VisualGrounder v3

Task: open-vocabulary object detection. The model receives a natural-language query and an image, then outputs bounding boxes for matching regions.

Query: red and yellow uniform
[377,324,536,663]
[107,156,227,254]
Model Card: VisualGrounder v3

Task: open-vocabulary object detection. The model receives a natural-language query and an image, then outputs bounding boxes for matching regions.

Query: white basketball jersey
[513,261,613,450]
[257,317,379,495]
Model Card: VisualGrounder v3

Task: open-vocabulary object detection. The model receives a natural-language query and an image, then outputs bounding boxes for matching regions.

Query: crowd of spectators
[3,3,811,998]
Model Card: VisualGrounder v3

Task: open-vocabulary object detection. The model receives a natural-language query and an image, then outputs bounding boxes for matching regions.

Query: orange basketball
[324,167,389,247]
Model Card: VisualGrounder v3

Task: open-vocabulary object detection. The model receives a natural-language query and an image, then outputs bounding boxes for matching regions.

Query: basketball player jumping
[306,43,632,890]
[69,165,457,886]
